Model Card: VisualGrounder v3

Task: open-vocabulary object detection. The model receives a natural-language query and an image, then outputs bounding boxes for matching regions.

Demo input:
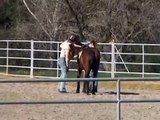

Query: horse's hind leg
[92,68,99,93]
[76,69,82,93]
[82,70,86,93]
[83,81,90,95]
[83,70,91,95]
[76,81,80,93]
[82,81,88,93]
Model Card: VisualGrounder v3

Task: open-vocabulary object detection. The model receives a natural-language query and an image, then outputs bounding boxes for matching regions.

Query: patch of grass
[8,68,30,75]
[0,67,6,73]
[33,69,57,77]
[115,73,142,77]
[99,81,160,90]
[1,68,160,90]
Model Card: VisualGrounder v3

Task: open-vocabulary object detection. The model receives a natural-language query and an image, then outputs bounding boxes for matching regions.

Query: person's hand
[82,44,87,48]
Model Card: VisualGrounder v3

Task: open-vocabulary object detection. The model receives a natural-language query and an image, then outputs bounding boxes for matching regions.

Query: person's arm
[73,43,82,48]
[65,52,70,67]
[65,49,70,72]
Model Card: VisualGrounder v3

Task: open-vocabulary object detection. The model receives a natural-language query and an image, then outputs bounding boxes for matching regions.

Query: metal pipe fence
[1,40,160,119]
[0,40,160,78]
[0,77,160,120]
[1,40,160,78]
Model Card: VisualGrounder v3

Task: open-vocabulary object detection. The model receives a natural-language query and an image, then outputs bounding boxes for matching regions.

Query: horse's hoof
[87,92,90,95]
[92,93,96,95]
[82,90,86,93]
[76,91,80,93]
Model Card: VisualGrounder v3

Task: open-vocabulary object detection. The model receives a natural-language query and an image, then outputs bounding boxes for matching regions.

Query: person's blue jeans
[58,57,67,91]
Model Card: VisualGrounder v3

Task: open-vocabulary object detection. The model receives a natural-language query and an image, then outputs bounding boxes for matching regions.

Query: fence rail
[0,40,160,119]
[1,40,160,78]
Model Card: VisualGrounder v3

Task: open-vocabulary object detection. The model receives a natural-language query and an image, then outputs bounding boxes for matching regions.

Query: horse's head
[69,41,83,59]
[67,34,84,58]
[68,34,83,45]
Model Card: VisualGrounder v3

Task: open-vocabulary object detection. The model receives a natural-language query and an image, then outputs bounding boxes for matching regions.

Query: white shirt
[59,40,71,67]
[59,40,71,58]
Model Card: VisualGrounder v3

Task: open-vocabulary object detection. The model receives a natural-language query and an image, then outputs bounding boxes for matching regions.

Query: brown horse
[69,43,100,95]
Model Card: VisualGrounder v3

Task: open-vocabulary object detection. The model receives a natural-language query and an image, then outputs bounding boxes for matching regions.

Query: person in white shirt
[57,35,78,93]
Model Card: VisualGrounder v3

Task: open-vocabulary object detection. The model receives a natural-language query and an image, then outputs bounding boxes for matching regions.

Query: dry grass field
[0,74,160,120]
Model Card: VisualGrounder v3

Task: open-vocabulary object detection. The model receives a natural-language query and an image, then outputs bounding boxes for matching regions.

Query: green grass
[7,68,30,75]
[1,68,160,90]
[1,67,160,78]
[99,81,160,90]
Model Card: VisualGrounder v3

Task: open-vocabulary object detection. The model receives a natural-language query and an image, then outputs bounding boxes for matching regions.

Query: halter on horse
[69,42,100,95]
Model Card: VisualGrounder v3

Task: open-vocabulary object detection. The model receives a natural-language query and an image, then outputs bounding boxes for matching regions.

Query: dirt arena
[0,75,160,120]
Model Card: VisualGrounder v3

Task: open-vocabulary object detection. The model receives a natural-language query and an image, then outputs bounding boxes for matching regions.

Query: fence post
[142,45,145,77]
[111,43,115,78]
[30,40,34,78]
[6,40,9,74]
[117,79,121,120]
[57,42,60,78]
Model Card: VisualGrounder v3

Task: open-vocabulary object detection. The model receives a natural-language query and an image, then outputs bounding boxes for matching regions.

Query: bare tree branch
[23,0,52,40]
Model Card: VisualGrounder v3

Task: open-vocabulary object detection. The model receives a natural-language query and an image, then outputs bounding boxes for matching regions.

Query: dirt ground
[0,75,160,120]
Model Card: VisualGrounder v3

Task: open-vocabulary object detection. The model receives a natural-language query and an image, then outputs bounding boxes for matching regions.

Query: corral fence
[0,40,160,78]
[0,40,160,120]
[0,77,160,120]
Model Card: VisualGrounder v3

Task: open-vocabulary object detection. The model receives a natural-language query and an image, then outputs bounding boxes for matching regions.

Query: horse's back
[80,48,100,70]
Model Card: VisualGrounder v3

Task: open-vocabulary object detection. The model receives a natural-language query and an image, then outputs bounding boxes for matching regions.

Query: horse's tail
[92,50,100,78]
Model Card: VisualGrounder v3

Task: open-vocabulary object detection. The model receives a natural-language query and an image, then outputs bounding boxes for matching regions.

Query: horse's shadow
[67,91,140,95]
[104,91,140,95]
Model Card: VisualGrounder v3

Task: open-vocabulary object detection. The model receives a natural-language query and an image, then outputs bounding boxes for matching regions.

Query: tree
[22,0,63,41]
[0,0,18,39]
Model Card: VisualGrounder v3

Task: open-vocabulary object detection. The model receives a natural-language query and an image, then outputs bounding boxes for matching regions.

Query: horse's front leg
[76,68,82,93]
